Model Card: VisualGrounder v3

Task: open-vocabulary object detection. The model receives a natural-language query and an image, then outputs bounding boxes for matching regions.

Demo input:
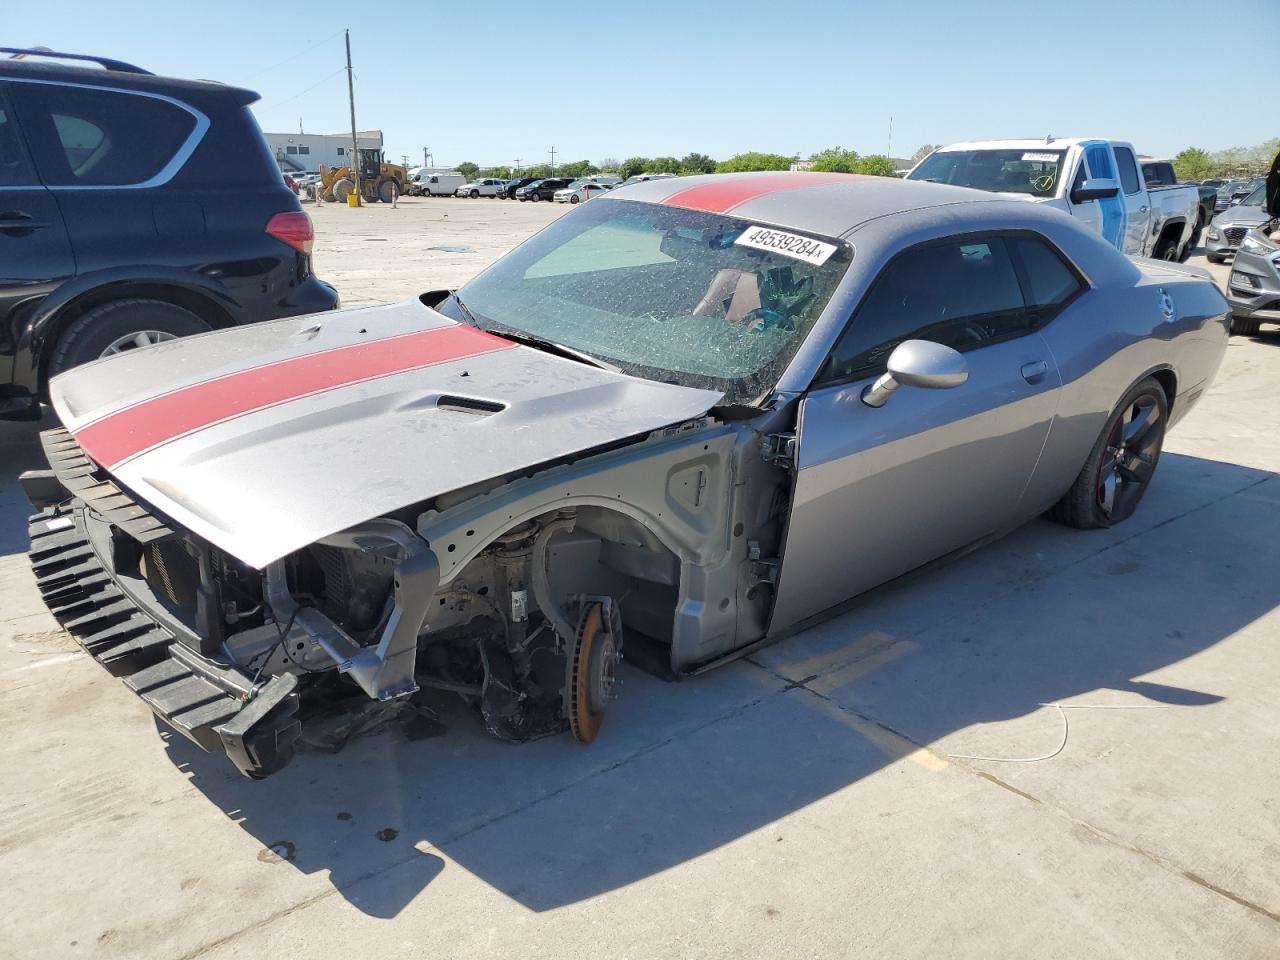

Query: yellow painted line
[802,693,949,772]
[806,639,915,696]
[779,630,900,680]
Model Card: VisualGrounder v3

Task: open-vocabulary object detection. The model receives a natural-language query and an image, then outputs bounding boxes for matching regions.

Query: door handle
[0,212,49,231]
[1139,205,1148,213]
[1020,360,1049,384]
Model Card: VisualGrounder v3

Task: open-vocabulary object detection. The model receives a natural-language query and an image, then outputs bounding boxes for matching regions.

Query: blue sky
[10,0,1278,168]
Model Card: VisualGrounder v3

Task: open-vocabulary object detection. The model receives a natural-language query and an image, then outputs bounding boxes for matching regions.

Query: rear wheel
[49,299,212,377]
[1053,377,1168,529]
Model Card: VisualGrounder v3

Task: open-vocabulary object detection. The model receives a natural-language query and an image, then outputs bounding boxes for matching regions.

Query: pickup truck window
[1115,147,1142,195]
[909,149,1065,197]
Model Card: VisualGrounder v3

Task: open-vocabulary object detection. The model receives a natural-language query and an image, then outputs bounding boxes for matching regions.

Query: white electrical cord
[945,702,1167,763]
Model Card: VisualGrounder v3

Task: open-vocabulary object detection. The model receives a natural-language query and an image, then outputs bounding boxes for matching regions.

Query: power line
[237,31,343,84]
[257,67,346,110]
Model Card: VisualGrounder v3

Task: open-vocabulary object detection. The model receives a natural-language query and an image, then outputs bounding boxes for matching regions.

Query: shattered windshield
[909,149,1066,197]
[443,198,852,405]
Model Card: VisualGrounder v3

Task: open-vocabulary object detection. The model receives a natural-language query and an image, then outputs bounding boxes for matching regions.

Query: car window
[1242,186,1265,206]
[449,199,852,405]
[0,105,35,186]
[10,83,198,187]
[1115,147,1142,194]
[820,235,1027,383]
[1009,235,1082,314]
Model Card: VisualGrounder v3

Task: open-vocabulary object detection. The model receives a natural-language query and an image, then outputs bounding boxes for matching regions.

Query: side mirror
[862,340,969,408]
[1070,177,1120,204]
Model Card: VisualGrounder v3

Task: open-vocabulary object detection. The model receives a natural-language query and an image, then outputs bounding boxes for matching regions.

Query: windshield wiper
[449,292,617,372]
[487,328,619,372]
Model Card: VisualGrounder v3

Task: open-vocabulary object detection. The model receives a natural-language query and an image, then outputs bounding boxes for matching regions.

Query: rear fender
[15,267,243,394]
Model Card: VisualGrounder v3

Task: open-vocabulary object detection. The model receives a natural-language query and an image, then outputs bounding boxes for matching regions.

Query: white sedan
[554,182,612,204]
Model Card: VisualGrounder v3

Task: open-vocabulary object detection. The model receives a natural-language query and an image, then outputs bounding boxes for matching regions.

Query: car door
[0,84,75,389]
[1078,140,1128,252]
[769,233,1068,634]
[1112,144,1151,256]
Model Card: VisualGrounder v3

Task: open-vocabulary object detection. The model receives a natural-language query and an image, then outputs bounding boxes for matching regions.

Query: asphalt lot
[3,197,1278,959]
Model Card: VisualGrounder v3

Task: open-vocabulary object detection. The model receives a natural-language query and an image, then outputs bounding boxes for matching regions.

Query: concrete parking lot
[2,197,1278,959]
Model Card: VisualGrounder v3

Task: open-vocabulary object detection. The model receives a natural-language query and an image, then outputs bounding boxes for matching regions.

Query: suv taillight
[265,211,314,254]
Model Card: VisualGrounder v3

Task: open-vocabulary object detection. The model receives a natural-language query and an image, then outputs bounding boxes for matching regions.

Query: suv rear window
[9,83,198,187]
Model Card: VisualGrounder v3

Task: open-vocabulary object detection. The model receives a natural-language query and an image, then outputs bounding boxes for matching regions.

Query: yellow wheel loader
[318,149,410,203]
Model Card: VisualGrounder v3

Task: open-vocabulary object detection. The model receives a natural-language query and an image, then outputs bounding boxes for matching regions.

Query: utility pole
[887,114,894,159]
[423,146,429,169]
[345,29,360,206]
[514,157,522,172]
[549,146,556,174]
[401,154,409,167]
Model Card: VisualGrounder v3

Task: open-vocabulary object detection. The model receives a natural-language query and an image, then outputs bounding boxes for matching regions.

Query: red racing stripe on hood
[74,323,514,469]
[661,172,869,214]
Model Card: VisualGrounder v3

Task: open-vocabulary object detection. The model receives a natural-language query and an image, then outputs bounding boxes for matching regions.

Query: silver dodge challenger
[23,172,1230,777]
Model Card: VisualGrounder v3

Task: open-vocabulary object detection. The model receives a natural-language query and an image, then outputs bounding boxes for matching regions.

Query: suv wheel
[49,299,212,377]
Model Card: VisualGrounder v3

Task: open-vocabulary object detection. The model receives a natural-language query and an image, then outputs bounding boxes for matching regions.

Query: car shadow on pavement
[159,450,1280,920]
[0,414,53,557]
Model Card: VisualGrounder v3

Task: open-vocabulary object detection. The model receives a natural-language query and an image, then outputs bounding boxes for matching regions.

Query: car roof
[0,56,259,105]
[610,171,1018,239]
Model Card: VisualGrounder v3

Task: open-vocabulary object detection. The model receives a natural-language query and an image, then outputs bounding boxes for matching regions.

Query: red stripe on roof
[661,173,869,214]
[75,323,513,469]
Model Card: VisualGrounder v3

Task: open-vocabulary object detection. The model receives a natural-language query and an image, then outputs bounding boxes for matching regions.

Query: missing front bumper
[28,506,301,778]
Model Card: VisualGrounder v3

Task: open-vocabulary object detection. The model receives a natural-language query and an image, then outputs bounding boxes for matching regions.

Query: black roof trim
[0,47,151,75]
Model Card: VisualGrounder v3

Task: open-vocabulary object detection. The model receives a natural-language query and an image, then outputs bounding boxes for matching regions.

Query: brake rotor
[564,600,621,743]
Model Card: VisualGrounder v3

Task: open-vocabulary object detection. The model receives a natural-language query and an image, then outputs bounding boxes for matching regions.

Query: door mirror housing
[862,340,969,408]
[1070,177,1120,204]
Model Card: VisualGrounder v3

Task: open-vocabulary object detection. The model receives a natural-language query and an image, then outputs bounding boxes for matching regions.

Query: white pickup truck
[907,138,1200,262]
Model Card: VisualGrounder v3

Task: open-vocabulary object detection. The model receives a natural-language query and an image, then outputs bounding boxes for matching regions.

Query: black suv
[498,176,537,199]
[0,49,338,420]
[516,177,573,201]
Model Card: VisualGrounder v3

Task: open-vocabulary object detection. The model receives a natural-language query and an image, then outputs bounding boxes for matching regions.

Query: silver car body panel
[49,302,722,569]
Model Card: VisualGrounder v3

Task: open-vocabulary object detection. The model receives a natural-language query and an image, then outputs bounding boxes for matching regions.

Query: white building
[263,130,384,174]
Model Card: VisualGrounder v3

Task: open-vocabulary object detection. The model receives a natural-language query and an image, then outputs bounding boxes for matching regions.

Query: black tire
[49,299,211,377]
[377,179,398,203]
[1205,252,1224,264]
[529,194,539,202]
[1052,377,1168,529]
[570,195,580,204]
[1231,315,1262,336]
[469,189,479,198]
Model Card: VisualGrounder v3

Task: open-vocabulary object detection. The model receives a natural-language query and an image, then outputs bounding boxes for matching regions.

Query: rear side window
[1114,146,1142,194]
[10,83,197,187]
[820,235,1027,383]
[1010,235,1083,315]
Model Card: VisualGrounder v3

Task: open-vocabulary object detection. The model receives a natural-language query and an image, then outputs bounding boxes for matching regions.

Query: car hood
[51,302,722,568]
[1213,206,1270,227]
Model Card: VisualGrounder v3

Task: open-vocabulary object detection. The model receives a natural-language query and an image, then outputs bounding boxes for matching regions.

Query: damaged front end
[25,429,625,778]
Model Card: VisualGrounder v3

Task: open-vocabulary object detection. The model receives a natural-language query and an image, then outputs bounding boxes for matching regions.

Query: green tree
[851,154,899,177]
[456,161,479,180]
[598,157,620,172]
[680,152,716,174]
[557,160,599,179]
[910,144,938,165]
[520,164,553,180]
[716,152,794,173]
[1172,148,1214,182]
[809,147,859,173]
[486,166,514,180]
[648,156,681,174]
[619,157,650,179]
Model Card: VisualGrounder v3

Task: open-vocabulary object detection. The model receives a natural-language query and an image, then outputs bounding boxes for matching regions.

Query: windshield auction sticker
[734,225,837,265]
[1021,152,1058,163]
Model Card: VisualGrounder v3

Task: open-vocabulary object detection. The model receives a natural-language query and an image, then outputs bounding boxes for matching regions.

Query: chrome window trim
[1,76,210,190]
